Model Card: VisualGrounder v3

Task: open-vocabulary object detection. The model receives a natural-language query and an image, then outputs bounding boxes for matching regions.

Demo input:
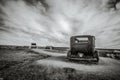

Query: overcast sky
[0,0,120,48]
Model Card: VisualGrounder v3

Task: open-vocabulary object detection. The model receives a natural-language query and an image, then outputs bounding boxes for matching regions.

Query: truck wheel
[67,50,71,57]
[94,51,99,62]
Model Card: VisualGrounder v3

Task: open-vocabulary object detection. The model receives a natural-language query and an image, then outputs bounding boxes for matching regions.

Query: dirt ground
[34,49,120,78]
[0,49,120,80]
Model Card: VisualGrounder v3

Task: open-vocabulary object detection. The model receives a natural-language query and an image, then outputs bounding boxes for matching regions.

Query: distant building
[31,43,37,49]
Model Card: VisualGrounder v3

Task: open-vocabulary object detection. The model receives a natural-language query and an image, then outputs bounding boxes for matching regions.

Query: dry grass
[1,63,119,80]
[0,49,120,80]
[0,49,49,80]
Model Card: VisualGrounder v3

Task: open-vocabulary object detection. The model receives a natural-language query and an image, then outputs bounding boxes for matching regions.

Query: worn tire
[67,50,71,57]
[94,51,99,62]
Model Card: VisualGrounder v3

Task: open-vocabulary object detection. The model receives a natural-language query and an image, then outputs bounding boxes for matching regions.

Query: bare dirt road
[33,49,120,74]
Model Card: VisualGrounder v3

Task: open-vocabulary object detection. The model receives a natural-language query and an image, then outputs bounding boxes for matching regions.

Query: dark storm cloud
[24,0,49,10]
[0,0,6,5]
[107,0,120,10]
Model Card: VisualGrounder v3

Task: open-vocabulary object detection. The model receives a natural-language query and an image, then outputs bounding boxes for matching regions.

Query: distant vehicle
[31,43,37,49]
[113,50,120,59]
[45,46,54,50]
[67,35,99,62]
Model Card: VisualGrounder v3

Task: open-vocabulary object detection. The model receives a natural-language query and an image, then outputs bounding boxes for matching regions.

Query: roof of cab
[71,35,94,38]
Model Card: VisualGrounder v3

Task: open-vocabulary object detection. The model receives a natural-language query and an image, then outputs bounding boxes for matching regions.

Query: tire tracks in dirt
[33,49,120,74]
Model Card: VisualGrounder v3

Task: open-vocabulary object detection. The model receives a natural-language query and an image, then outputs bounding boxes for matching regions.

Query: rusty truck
[67,35,99,62]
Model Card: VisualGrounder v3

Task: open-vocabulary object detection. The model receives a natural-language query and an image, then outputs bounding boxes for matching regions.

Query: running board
[67,57,97,61]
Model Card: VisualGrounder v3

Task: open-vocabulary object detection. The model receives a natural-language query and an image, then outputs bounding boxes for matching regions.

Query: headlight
[78,53,83,57]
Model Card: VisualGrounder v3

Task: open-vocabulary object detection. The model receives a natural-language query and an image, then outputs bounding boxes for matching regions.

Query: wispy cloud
[0,0,120,48]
